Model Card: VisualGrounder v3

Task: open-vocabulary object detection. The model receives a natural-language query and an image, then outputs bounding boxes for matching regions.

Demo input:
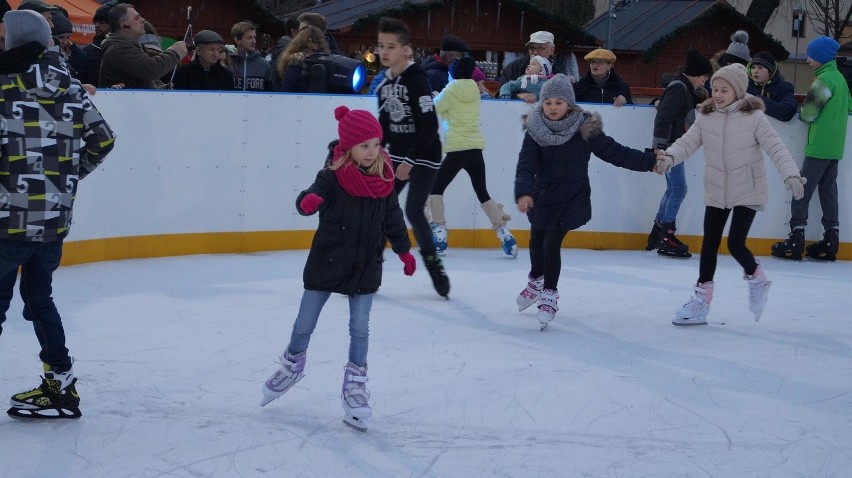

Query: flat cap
[17,0,58,13]
[194,30,224,45]
[584,48,616,63]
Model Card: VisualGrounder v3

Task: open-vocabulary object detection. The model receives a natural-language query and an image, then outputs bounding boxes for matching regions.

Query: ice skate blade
[539,322,548,331]
[672,318,708,326]
[7,406,81,419]
[259,396,275,407]
[343,416,367,432]
[657,250,692,259]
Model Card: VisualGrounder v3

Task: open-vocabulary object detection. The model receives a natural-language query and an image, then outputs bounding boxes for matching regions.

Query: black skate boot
[7,365,81,419]
[421,251,450,298]
[657,222,692,258]
[645,221,662,251]
[805,228,839,262]
[771,228,805,261]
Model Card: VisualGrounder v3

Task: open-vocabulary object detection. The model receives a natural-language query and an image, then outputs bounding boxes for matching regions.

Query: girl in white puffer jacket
[654,63,807,326]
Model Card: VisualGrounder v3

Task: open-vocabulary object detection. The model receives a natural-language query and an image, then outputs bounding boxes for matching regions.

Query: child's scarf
[526,105,590,147]
[333,150,395,198]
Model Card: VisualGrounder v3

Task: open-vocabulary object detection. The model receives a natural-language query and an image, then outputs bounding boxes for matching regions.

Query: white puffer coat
[666,95,800,210]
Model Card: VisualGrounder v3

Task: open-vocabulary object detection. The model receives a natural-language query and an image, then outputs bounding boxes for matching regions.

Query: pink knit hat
[335,106,383,152]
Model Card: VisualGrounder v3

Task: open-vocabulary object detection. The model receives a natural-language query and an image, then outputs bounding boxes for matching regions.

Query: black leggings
[394,164,439,254]
[698,206,757,283]
[528,227,568,290]
[431,149,491,203]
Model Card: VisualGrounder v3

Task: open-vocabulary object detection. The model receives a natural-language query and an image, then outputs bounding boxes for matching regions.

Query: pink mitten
[299,193,323,214]
[398,252,416,276]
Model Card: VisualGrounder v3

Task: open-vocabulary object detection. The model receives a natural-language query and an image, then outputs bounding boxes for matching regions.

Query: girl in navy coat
[514,74,657,330]
[261,106,417,432]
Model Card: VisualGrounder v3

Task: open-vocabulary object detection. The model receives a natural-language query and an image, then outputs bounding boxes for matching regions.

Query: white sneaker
[516,275,544,311]
[745,265,771,322]
[536,288,559,330]
[341,362,371,431]
[260,351,305,406]
[673,281,713,326]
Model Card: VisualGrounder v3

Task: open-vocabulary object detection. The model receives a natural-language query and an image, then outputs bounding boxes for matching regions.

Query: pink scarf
[333,149,395,198]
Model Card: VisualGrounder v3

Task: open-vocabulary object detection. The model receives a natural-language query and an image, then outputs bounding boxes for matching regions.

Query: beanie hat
[584,48,616,63]
[334,106,383,153]
[93,2,114,23]
[449,56,475,80]
[682,48,712,77]
[749,51,777,73]
[539,73,576,105]
[531,55,552,76]
[807,36,840,64]
[3,10,51,49]
[711,63,748,100]
[441,34,469,53]
[194,30,224,45]
[51,11,72,37]
[725,30,750,63]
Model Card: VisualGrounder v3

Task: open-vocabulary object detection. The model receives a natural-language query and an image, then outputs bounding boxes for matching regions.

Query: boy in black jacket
[375,17,449,298]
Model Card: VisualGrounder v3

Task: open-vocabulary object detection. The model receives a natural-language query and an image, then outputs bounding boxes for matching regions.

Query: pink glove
[398,252,416,276]
[299,193,323,214]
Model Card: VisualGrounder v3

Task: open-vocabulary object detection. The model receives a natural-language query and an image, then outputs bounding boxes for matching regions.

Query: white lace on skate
[431,224,448,254]
[516,276,544,311]
[745,269,771,322]
[673,284,712,326]
[260,353,304,406]
[496,226,518,258]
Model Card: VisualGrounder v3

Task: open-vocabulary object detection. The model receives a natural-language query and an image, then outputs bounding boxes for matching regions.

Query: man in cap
[81,2,115,86]
[573,48,632,106]
[99,3,187,88]
[498,30,579,95]
[15,0,57,27]
[172,30,235,90]
[746,51,797,121]
[0,9,116,420]
[421,34,469,93]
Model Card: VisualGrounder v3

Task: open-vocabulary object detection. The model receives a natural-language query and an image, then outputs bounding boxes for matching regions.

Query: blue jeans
[287,289,373,367]
[0,239,71,373]
[655,162,687,224]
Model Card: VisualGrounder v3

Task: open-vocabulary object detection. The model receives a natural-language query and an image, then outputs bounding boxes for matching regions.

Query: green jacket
[433,79,485,153]
[799,60,852,159]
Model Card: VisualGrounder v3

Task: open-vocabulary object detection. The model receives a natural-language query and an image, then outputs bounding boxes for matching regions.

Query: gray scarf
[526,105,589,146]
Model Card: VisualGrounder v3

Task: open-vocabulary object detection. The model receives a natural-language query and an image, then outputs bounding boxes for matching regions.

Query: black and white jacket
[376,62,442,169]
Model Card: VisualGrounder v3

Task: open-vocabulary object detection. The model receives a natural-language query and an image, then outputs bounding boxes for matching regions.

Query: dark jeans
[431,149,491,204]
[0,238,71,373]
[395,164,439,254]
[790,157,839,231]
[698,206,757,283]
[528,227,568,290]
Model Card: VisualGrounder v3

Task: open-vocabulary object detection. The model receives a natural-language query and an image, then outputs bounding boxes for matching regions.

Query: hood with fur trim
[699,94,765,115]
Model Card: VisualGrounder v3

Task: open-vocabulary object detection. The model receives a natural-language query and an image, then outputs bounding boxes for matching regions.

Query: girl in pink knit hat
[260,106,417,432]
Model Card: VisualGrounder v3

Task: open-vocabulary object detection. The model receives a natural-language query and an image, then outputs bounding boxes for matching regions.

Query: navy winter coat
[515,113,655,232]
[746,70,798,122]
[573,68,633,105]
[296,168,411,295]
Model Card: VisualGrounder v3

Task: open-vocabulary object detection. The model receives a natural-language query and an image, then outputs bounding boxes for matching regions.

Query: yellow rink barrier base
[60,230,850,266]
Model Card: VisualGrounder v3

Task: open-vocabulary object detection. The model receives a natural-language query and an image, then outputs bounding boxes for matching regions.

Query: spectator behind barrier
[297,12,341,55]
[172,29,235,91]
[276,25,329,93]
[81,1,114,86]
[498,55,553,102]
[230,20,275,91]
[573,48,632,107]
[746,51,798,122]
[498,30,579,92]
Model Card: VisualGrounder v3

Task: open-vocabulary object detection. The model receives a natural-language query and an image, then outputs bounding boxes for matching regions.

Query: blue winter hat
[807,36,840,64]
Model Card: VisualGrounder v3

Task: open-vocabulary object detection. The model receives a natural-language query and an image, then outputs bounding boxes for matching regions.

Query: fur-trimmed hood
[522,109,604,140]
[699,94,765,115]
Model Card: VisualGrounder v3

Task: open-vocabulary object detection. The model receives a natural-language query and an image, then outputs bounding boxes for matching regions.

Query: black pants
[698,206,757,283]
[528,227,568,290]
[394,164,439,254]
[431,149,491,204]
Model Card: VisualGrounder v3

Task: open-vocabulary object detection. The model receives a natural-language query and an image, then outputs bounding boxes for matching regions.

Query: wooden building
[583,0,789,91]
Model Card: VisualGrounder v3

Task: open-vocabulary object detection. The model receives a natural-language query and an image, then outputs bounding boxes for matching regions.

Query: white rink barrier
[65,90,850,261]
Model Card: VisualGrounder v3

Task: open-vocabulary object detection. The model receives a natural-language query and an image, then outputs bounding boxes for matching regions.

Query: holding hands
[654,150,673,175]
[785,176,807,200]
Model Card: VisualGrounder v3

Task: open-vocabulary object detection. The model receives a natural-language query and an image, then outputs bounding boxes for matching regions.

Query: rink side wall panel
[61,90,852,265]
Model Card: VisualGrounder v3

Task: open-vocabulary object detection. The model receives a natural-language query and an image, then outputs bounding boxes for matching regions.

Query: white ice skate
[260,351,305,406]
[673,281,713,326]
[341,362,371,432]
[536,288,559,330]
[517,275,544,311]
[745,265,771,322]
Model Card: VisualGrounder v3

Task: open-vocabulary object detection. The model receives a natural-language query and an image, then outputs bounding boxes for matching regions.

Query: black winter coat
[652,74,699,148]
[296,168,411,295]
[573,68,633,105]
[746,70,798,122]
[515,113,655,232]
[172,59,235,91]
[421,54,449,93]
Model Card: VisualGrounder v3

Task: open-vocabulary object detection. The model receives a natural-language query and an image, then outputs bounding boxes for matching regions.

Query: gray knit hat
[539,74,576,105]
[711,63,748,100]
[3,9,51,49]
[725,30,751,63]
